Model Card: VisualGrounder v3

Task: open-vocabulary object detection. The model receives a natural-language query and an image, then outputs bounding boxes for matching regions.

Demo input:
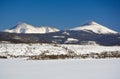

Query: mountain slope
[4,23,59,34]
[0,30,120,45]
[70,21,117,34]
[1,21,120,46]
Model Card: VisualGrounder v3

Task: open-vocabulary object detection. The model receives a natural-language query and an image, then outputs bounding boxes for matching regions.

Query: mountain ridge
[4,23,59,34]
[69,21,117,34]
[3,21,118,34]
[1,21,120,46]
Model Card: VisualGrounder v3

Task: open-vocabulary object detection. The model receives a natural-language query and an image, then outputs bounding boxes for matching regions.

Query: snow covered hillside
[4,23,59,34]
[70,21,117,34]
[3,21,118,34]
[0,43,120,59]
[0,59,120,79]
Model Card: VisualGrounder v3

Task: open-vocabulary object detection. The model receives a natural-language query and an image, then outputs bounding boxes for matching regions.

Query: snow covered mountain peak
[82,21,100,26]
[13,22,33,28]
[12,22,35,30]
[4,22,59,34]
[70,21,118,34]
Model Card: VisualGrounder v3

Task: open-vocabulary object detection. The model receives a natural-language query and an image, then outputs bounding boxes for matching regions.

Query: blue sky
[0,0,120,32]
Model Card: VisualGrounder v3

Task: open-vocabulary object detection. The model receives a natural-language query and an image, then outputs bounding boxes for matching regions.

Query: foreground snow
[0,59,120,79]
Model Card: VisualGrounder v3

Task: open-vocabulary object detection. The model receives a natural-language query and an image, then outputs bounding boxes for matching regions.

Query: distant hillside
[1,21,120,46]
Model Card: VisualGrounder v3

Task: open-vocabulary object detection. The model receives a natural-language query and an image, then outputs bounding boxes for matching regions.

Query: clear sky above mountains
[0,0,120,32]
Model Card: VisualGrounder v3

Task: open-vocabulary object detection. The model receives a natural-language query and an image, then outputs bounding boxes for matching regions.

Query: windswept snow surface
[70,21,117,34]
[0,43,120,56]
[0,59,120,79]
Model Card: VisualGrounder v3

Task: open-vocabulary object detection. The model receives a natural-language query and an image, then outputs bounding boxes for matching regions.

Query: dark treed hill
[0,30,120,46]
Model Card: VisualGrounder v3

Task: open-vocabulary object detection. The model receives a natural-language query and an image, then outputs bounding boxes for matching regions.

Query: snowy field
[0,59,120,79]
[0,43,120,57]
